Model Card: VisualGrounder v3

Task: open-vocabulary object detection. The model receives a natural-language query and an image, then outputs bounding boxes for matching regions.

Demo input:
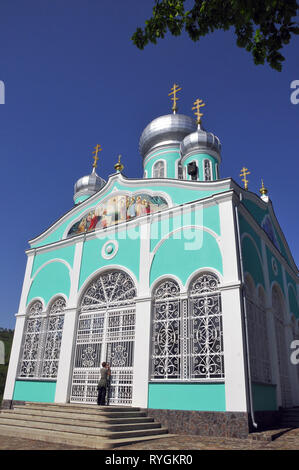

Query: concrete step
[0,423,172,449]
[22,402,141,412]
[0,402,168,448]
[0,414,161,433]
[1,409,154,425]
[12,405,147,419]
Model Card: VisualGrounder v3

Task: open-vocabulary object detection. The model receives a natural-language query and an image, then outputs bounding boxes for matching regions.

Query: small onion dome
[139,113,197,159]
[180,124,222,162]
[74,168,106,204]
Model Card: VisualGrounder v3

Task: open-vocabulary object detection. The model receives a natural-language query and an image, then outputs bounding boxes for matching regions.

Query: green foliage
[132,0,299,71]
[0,329,14,404]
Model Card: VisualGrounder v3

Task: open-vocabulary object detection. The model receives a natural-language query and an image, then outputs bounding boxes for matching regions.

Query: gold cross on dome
[192,98,206,125]
[240,167,250,190]
[168,83,182,114]
[92,144,102,169]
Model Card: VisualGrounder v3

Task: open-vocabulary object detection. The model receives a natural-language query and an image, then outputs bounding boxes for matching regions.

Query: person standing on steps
[106,362,111,405]
[97,362,108,406]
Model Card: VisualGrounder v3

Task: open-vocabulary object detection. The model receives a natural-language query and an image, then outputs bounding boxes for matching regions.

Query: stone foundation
[141,409,282,439]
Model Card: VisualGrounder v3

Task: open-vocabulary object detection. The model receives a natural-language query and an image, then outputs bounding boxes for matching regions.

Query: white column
[3,252,35,401]
[54,241,83,403]
[219,198,249,412]
[132,220,151,407]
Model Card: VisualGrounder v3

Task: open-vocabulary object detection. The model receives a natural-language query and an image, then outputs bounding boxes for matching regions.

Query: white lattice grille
[18,298,65,379]
[150,274,224,381]
[71,270,136,405]
[151,280,181,380]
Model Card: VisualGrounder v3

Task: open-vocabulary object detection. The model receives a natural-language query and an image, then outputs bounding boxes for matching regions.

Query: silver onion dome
[180,124,221,162]
[74,168,106,204]
[139,113,197,159]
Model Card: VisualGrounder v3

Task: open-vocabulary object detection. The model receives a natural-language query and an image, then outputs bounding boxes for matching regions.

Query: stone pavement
[0,428,299,450]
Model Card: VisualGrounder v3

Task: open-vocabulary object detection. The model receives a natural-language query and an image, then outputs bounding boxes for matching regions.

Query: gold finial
[260,179,268,196]
[114,154,124,172]
[240,167,250,190]
[92,144,102,170]
[168,83,182,114]
[192,98,206,125]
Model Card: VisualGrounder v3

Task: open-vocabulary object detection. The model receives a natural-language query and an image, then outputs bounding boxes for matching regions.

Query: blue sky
[0,1,298,328]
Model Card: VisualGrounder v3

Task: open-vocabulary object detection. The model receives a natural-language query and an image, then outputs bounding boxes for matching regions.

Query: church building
[3,86,299,436]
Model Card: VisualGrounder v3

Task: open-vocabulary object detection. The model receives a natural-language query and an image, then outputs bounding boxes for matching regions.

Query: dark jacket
[98,367,108,388]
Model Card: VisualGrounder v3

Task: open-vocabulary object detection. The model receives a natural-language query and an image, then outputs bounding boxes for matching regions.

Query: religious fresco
[67,193,168,237]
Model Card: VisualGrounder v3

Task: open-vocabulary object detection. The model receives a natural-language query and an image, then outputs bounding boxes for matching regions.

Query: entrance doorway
[70,270,137,405]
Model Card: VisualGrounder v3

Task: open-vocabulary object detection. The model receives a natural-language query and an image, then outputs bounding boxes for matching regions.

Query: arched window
[203,159,212,181]
[150,272,224,381]
[151,280,181,380]
[272,286,292,407]
[245,277,271,384]
[19,300,44,378]
[18,298,66,379]
[189,272,224,379]
[153,161,166,178]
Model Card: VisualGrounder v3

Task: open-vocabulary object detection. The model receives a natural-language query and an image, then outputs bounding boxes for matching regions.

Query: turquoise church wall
[13,380,56,403]
[150,204,220,252]
[242,199,290,267]
[150,228,222,286]
[252,383,277,411]
[27,261,71,306]
[241,236,265,288]
[148,383,226,411]
[31,245,75,277]
[265,245,284,294]
[79,227,140,290]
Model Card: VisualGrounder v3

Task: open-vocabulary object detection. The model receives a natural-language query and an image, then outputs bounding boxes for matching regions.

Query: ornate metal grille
[189,273,224,379]
[70,270,136,405]
[150,274,224,381]
[18,298,65,379]
[151,280,181,380]
[272,287,292,407]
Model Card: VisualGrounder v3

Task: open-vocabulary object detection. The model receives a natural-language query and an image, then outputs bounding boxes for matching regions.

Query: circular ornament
[101,240,119,260]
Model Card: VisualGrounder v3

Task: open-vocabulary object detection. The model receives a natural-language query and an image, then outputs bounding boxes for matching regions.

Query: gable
[29,174,232,249]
